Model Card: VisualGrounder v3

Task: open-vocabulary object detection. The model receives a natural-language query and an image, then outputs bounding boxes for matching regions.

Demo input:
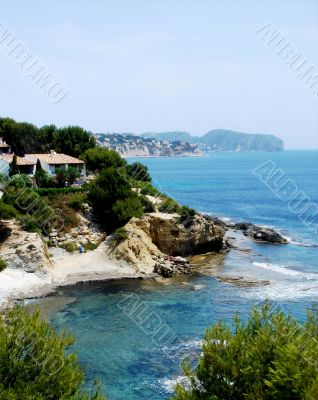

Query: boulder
[233,222,287,244]
[154,263,174,278]
[154,258,194,278]
[0,221,51,272]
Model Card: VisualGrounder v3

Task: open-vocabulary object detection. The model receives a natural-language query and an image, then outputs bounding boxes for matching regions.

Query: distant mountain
[141,129,284,152]
[199,129,284,151]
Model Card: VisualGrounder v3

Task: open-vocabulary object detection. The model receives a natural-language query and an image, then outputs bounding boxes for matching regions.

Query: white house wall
[0,160,9,176]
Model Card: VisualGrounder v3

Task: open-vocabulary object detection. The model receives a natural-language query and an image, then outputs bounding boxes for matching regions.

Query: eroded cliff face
[139,212,226,256]
[106,212,226,274]
[105,218,164,274]
[0,220,51,272]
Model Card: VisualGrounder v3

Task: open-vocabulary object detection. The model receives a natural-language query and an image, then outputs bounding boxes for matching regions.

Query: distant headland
[141,129,284,152]
[95,129,284,157]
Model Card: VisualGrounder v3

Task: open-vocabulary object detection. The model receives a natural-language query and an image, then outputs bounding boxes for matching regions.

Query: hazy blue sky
[1,0,317,149]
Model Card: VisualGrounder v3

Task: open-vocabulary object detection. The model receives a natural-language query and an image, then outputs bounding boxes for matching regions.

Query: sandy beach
[0,241,147,307]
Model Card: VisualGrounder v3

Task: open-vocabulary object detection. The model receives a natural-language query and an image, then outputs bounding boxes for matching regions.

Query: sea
[38,150,318,400]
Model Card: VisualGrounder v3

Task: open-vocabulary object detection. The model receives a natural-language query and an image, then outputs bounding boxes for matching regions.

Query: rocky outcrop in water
[106,212,227,276]
[205,216,288,245]
[140,213,226,256]
[232,222,287,244]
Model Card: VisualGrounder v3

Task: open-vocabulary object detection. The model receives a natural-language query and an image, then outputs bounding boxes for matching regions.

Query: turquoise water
[47,151,318,399]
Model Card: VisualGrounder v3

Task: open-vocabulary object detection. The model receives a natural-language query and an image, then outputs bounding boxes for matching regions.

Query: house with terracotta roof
[0,138,11,155]
[0,154,36,176]
[0,137,86,178]
[25,151,86,176]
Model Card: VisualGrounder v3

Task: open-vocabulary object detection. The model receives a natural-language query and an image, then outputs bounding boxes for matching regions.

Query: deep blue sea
[42,151,318,400]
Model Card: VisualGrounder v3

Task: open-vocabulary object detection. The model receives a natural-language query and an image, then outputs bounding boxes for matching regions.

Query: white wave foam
[289,239,318,248]
[253,262,318,280]
[241,281,318,300]
[162,338,203,355]
[159,376,190,393]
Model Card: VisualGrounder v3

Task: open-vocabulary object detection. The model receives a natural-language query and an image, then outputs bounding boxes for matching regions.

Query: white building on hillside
[0,138,11,155]
[0,154,36,176]
[25,151,86,176]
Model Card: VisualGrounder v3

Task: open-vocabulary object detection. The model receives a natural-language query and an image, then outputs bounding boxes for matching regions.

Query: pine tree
[35,158,43,173]
[35,158,47,187]
[8,155,19,177]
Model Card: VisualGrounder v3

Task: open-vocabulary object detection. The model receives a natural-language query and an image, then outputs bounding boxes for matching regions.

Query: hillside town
[95,133,202,157]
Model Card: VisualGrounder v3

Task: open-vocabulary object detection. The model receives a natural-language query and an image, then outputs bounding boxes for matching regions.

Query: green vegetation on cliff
[0,117,96,156]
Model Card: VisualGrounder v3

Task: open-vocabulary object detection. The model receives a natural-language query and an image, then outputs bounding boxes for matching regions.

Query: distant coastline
[95,129,284,156]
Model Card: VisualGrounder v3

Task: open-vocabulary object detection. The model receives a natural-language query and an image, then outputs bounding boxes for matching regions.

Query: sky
[0,0,317,149]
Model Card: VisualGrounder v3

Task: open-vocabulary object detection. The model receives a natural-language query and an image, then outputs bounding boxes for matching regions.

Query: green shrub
[172,302,318,400]
[35,187,85,196]
[114,227,128,240]
[55,167,68,188]
[83,240,98,251]
[179,205,196,222]
[139,182,162,197]
[61,241,78,253]
[19,216,40,233]
[68,193,86,211]
[180,205,196,217]
[158,197,181,214]
[140,195,156,212]
[8,174,33,188]
[88,167,144,231]
[0,257,7,272]
[35,159,55,188]
[81,146,126,173]
[0,305,106,399]
[112,195,144,225]
[126,162,151,182]
[0,173,8,184]
[67,166,81,185]
[0,200,18,219]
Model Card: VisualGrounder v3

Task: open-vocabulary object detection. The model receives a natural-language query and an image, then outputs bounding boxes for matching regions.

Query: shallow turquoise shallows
[46,150,318,400]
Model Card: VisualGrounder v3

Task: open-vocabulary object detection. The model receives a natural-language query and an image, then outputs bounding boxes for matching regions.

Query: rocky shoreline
[0,206,288,306]
[206,216,288,244]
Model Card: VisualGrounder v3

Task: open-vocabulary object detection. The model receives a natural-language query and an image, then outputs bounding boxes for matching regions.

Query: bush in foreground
[0,305,105,399]
[172,302,318,400]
